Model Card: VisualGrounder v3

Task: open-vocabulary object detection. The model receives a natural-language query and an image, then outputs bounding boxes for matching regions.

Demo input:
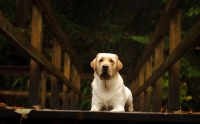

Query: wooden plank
[32,0,82,73]
[133,77,139,111]
[50,39,61,109]
[133,18,200,98]
[0,90,89,99]
[168,6,181,112]
[28,4,43,107]
[2,109,200,123]
[143,56,152,112]
[0,66,29,76]
[70,65,79,109]
[152,39,164,112]
[40,70,47,108]
[62,53,70,110]
[138,66,144,111]
[0,12,81,95]
[126,0,184,81]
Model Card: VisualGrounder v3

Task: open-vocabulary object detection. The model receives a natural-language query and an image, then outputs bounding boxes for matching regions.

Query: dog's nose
[102,64,109,70]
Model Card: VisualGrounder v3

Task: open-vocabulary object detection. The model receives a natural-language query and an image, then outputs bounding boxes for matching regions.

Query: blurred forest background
[0,0,200,111]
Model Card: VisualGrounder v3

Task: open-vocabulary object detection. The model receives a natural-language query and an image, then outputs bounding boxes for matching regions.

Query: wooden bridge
[0,0,200,123]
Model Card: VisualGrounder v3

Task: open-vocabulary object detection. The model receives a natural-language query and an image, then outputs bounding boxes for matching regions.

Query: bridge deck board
[0,109,199,124]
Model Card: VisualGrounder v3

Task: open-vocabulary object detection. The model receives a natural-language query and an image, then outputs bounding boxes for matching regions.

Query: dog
[90,53,133,112]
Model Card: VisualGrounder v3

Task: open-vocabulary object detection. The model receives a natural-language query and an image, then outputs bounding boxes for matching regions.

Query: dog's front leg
[90,95,102,111]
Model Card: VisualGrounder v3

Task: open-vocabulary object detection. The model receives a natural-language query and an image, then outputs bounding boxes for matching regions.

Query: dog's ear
[90,58,96,70]
[90,54,99,71]
[115,54,123,70]
[117,60,123,70]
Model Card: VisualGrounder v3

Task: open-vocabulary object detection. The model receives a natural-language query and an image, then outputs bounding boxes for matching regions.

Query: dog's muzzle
[100,64,110,80]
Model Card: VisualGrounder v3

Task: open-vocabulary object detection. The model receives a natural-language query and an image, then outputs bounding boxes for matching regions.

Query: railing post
[75,72,80,109]
[130,79,135,110]
[138,66,145,111]
[144,55,152,111]
[152,39,164,112]
[134,76,139,111]
[168,6,181,112]
[62,53,70,110]
[40,70,47,108]
[70,65,80,109]
[50,39,61,109]
[28,4,43,107]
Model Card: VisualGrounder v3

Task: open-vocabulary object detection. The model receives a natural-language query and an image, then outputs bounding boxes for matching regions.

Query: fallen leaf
[15,109,32,115]
[32,105,42,110]
[187,109,193,114]
[0,102,7,108]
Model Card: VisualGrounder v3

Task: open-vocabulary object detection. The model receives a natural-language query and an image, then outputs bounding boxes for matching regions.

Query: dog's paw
[90,108,100,111]
[90,106,100,111]
[110,107,125,112]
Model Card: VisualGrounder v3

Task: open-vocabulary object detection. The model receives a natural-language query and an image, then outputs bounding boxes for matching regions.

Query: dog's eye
[110,59,114,63]
[99,59,103,62]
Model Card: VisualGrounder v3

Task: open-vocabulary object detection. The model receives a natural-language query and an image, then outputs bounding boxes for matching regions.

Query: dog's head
[90,53,122,80]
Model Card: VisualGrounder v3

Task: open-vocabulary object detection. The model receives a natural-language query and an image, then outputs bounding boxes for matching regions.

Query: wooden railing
[0,0,83,109]
[128,0,200,112]
[1,0,200,113]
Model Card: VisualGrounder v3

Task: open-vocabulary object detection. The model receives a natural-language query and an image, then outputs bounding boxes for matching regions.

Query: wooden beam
[0,12,81,95]
[62,53,70,110]
[138,66,144,111]
[28,4,43,107]
[0,90,90,99]
[143,56,152,112]
[133,18,200,98]
[32,0,82,73]
[50,38,61,109]
[126,0,184,81]
[40,70,47,108]
[152,39,164,112]
[168,6,181,112]
[0,66,29,76]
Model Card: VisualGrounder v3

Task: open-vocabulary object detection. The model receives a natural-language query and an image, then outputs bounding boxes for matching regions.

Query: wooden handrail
[32,0,82,73]
[126,0,184,82]
[133,18,200,98]
[0,12,81,95]
[0,90,90,99]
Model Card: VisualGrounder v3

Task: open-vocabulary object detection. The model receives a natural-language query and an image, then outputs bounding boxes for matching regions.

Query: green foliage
[186,6,200,17]
[180,82,192,103]
[162,72,169,99]
[129,35,149,45]
[181,57,200,78]
[79,79,92,110]
[3,76,28,91]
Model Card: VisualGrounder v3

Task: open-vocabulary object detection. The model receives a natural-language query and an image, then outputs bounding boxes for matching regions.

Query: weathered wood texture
[0,66,29,76]
[138,66,144,111]
[126,0,184,81]
[32,0,82,73]
[50,39,61,109]
[143,56,152,112]
[0,90,89,99]
[133,77,139,111]
[40,70,47,108]
[62,53,70,110]
[168,6,181,112]
[0,12,81,95]
[70,65,81,109]
[28,4,43,107]
[1,110,200,124]
[152,40,164,112]
[133,18,200,98]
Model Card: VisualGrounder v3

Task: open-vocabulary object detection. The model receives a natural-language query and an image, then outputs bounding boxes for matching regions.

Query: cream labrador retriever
[90,53,133,112]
